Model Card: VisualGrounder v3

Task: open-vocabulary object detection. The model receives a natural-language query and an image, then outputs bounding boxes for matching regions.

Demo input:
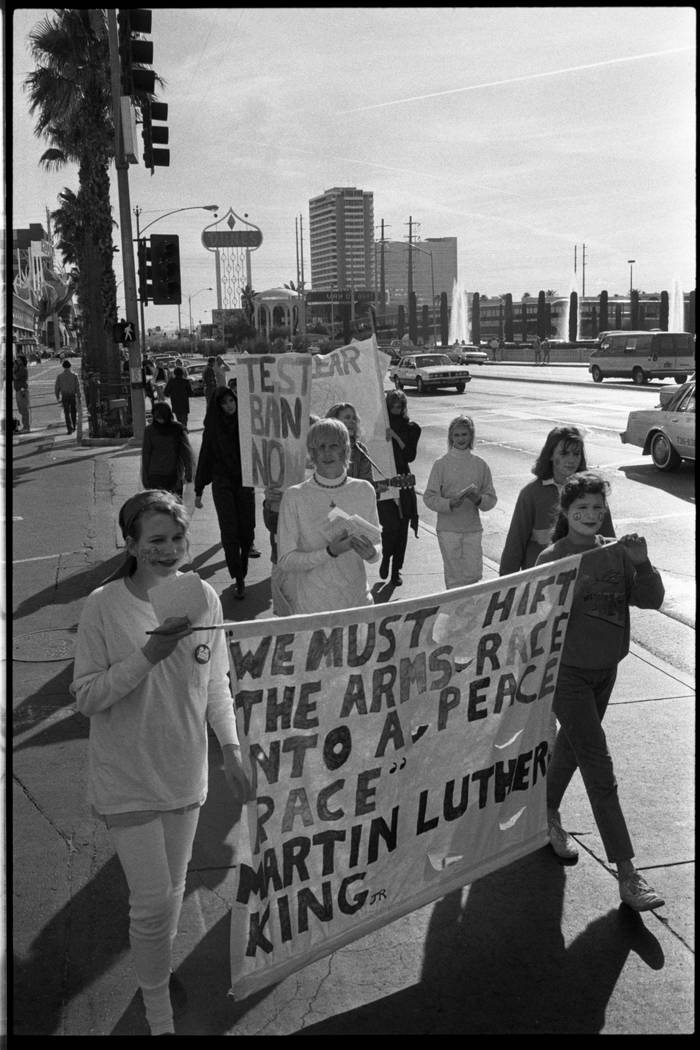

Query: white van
[589,331,694,385]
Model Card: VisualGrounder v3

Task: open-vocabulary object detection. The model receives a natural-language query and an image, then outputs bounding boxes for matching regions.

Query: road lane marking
[10,551,84,564]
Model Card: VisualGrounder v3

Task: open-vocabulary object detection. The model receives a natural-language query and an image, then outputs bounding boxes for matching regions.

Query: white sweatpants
[110,808,200,1034]
[437,530,483,588]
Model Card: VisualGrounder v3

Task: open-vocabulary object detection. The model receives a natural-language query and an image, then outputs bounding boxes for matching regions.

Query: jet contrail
[339,46,694,113]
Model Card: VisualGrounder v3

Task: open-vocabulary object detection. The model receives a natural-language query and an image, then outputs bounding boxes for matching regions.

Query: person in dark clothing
[378,389,421,584]
[202,357,217,405]
[194,386,255,599]
[140,402,193,496]
[163,366,193,428]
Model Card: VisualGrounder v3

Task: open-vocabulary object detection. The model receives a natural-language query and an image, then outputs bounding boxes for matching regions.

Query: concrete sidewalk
[11,396,695,1035]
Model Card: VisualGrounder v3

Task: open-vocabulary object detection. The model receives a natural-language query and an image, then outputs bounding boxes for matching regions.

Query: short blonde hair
[448,414,475,449]
[307,418,351,467]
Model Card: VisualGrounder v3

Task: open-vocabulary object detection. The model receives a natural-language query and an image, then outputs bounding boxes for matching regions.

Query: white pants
[110,808,199,1032]
[437,530,483,588]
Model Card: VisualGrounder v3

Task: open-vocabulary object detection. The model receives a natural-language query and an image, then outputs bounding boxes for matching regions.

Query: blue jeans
[546,664,634,863]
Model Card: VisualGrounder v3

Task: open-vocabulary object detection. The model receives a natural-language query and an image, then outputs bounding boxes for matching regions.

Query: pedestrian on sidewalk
[499,425,615,575]
[275,418,380,615]
[54,358,80,433]
[377,389,421,586]
[163,366,193,429]
[13,353,31,432]
[194,385,255,600]
[535,470,666,913]
[70,490,249,1035]
[532,334,542,365]
[541,339,551,365]
[141,402,194,497]
[202,356,217,404]
[423,414,497,588]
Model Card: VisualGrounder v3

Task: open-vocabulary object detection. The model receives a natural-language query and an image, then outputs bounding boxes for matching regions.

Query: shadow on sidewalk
[13,553,126,623]
[298,850,664,1034]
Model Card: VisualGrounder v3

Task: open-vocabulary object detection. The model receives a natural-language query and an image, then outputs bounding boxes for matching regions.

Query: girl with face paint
[71,491,249,1034]
[535,471,666,914]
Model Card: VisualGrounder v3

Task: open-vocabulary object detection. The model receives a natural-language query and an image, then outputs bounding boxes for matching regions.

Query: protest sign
[227,555,581,999]
[236,354,313,489]
[309,335,394,480]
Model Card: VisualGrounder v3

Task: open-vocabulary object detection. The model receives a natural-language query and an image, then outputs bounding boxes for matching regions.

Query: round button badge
[194,643,211,664]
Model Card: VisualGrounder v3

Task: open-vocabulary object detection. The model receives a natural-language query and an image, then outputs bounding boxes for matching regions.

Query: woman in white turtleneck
[276,418,380,614]
[423,414,497,589]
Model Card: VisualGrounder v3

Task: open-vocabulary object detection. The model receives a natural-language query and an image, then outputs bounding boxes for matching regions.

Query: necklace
[313,471,347,488]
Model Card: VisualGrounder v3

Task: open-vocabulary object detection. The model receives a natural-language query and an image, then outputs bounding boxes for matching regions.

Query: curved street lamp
[188,287,213,339]
[134,204,219,341]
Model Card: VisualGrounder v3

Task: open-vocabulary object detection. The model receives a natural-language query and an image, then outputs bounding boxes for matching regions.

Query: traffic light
[117,9,155,96]
[142,98,170,173]
[137,238,153,302]
[150,234,181,305]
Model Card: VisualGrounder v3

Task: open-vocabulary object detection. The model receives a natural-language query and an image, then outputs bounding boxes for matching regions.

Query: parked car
[388,353,471,394]
[447,344,489,365]
[183,362,206,396]
[619,379,695,470]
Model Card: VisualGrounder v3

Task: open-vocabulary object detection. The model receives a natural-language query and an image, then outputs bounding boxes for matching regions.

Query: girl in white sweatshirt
[423,415,497,588]
[71,490,248,1034]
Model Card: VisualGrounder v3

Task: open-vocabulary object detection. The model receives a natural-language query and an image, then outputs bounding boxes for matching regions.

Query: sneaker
[619,870,665,912]
[547,810,579,862]
[248,545,261,558]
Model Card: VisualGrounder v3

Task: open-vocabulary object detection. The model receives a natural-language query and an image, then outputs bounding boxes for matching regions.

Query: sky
[10,6,697,332]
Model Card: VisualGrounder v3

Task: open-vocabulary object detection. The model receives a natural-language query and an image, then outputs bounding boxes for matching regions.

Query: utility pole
[574,244,577,274]
[299,214,306,338]
[106,9,146,443]
[582,242,586,297]
[405,216,415,299]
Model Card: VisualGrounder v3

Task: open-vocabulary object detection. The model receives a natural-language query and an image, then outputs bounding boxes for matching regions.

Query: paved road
[10,358,695,1036]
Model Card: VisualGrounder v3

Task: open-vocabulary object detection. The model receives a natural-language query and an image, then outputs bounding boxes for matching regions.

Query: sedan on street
[448,344,489,365]
[183,362,206,396]
[620,379,695,470]
[388,353,471,394]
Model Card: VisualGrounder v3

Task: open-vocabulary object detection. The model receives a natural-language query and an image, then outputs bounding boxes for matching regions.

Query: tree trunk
[439,293,448,346]
[599,290,609,333]
[471,294,480,345]
[659,291,669,330]
[568,291,578,342]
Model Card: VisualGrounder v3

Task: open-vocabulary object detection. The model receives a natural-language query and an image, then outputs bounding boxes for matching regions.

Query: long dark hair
[550,471,610,542]
[532,426,586,480]
[102,490,189,581]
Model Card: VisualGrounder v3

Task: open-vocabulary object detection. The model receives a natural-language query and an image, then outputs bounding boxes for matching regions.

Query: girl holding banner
[71,491,248,1034]
[536,471,666,913]
[276,418,381,614]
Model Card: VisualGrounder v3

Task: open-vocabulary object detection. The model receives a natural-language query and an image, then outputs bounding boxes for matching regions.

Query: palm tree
[24,9,119,387]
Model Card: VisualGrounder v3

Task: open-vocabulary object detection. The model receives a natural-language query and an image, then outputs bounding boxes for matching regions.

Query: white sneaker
[619,870,665,912]
[547,810,579,862]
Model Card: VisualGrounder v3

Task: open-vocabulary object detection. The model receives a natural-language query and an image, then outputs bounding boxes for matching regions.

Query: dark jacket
[163,375,193,418]
[141,421,193,487]
[389,415,421,532]
[194,405,244,496]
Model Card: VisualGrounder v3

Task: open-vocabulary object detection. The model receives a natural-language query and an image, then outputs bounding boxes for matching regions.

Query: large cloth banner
[227,555,581,999]
[308,335,394,480]
[236,354,313,489]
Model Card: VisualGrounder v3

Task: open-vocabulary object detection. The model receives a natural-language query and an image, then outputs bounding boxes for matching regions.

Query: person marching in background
[423,414,497,588]
[378,389,421,586]
[499,424,615,575]
[141,402,193,497]
[535,470,666,913]
[194,386,255,600]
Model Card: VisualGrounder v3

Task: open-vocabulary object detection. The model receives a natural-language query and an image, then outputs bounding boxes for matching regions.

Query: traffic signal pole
[107,9,146,444]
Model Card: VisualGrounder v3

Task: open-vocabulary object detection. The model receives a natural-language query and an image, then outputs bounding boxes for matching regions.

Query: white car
[388,353,471,394]
[447,345,489,365]
[620,379,695,470]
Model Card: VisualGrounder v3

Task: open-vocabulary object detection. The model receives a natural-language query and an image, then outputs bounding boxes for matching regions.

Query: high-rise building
[378,236,458,308]
[309,187,374,290]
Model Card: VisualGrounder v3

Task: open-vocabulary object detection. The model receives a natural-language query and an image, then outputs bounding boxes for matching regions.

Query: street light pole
[627,258,635,300]
[411,242,435,344]
[187,287,212,351]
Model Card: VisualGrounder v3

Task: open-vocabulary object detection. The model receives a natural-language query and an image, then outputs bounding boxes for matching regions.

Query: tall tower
[308,187,374,290]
